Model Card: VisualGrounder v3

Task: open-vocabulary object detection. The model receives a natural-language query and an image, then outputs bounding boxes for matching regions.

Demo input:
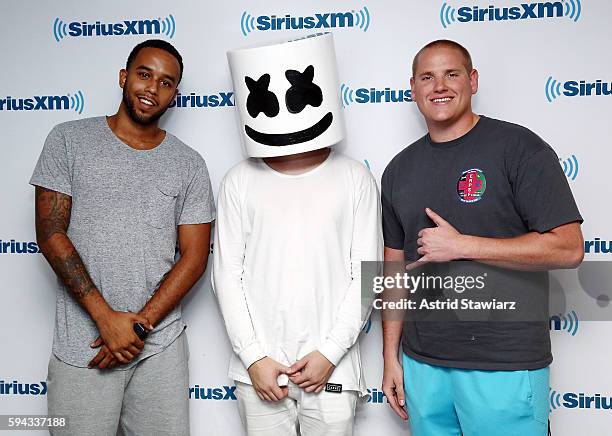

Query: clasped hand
[247,351,335,402]
[88,310,153,369]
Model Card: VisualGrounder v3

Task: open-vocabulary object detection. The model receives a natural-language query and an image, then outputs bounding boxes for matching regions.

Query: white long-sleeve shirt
[213,150,382,395]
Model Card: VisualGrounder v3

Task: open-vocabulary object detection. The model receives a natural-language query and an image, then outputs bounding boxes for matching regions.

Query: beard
[122,79,171,126]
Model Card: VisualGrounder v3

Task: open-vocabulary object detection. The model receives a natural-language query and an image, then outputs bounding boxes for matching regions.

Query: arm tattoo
[35,186,96,300]
[35,186,72,244]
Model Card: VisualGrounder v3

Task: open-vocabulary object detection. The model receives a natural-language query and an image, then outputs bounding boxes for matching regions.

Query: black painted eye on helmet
[245,73,280,118]
[285,65,323,114]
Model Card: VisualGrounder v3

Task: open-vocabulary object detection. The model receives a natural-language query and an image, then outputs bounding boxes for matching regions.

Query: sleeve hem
[29,180,72,197]
[178,213,216,225]
[238,342,267,369]
[383,239,404,250]
[531,216,583,234]
[319,339,346,366]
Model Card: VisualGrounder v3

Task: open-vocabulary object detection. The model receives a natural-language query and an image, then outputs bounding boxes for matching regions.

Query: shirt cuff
[238,342,267,369]
[319,338,347,366]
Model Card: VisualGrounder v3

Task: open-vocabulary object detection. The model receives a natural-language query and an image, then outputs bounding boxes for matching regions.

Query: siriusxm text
[169,92,234,109]
[0,96,69,111]
[0,240,40,254]
[189,385,236,400]
[256,12,353,31]
[458,2,563,22]
[585,238,611,254]
[0,381,47,395]
[559,392,612,410]
[563,80,612,97]
[67,20,162,37]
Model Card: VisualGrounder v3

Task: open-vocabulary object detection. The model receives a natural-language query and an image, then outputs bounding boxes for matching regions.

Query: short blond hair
[412,40,473,77]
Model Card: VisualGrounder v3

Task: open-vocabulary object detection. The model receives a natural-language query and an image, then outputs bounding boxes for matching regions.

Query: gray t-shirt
[30,116,215,368]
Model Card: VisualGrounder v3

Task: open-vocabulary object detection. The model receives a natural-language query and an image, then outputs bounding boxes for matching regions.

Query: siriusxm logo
[53,15,175,42]
[549,310,579,336]
[550,389,612,411]
[0,240,41,255]
[240,7,371,36]
[340,83,413,107]
[0,91,84,114]
[0,380,46,395]
[546,76,612,102]
[585,238,612,254]
[367,387,389,404]
[189,385,236,400]
[440,0,581,27]
[559,155,578,181]
[169,91,234,109]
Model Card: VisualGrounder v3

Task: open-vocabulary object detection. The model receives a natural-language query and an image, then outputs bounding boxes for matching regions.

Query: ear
[257,73,271,89]
[119,69,127,89]
[303,65,314,82]
[245,76,256,91]
[409,77,416,98]
[470,69,479,95]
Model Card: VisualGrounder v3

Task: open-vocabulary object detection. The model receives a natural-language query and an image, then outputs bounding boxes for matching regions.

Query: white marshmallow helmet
[227,33,345,158]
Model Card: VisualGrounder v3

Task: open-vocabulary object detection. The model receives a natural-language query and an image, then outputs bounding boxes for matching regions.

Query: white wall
[1,0,610,434]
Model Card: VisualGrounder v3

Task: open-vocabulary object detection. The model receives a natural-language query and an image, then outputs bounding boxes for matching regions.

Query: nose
[433,76,447,93]
[144,80,158,95]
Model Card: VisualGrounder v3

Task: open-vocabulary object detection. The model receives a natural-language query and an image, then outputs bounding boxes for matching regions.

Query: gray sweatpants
[47,331,189,436]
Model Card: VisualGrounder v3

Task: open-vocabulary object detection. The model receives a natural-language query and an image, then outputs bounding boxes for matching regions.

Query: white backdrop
[1,0,611,435]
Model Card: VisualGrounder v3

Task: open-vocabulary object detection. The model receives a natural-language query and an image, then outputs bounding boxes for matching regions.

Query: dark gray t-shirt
[381,116,582,370]
[30,116,215,368]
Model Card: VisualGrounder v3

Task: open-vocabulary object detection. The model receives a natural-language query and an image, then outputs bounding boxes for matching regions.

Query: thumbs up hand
[415,208,465,263]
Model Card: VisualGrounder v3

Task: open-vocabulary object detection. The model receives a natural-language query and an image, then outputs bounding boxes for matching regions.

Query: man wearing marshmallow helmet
[213,33,382,435]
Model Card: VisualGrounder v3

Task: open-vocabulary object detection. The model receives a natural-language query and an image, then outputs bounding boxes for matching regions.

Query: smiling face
[410,45,478,130]
[119,47,180,126]
[228,33,345,158]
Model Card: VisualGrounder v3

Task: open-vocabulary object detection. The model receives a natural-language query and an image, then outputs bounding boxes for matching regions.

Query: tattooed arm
[35,186,151,368]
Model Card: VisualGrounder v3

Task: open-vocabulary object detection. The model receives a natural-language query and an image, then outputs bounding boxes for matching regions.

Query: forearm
[35,186,111,322]
[139,252,207,327]
[321,176,383,363]
[39,234,112,321]
[382,320,403,360]
[320,278,372,365]
[213,267,266,367]
[382,247,406,361]
[458,229,583,271]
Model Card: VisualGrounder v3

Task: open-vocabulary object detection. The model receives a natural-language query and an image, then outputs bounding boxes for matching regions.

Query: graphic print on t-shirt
[457,168,487,203]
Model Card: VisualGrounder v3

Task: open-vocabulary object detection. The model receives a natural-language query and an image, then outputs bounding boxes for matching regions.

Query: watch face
[133,323,147,340]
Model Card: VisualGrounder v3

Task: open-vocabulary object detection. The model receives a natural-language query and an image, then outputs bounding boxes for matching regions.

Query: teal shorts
[402,353,549,436]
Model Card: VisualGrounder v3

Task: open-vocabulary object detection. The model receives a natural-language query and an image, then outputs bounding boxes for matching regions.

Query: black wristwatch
[133,323,148,340]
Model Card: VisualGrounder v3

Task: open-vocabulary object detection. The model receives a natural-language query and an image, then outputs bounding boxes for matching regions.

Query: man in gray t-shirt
[30,40,214,435]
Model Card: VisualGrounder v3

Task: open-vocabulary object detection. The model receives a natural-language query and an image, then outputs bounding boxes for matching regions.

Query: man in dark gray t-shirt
[30,40,214,435]
[380,40,584,436]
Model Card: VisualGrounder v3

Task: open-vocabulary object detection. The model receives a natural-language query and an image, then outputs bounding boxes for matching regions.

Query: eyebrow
[418,68,463,77]
[134,65,177,83]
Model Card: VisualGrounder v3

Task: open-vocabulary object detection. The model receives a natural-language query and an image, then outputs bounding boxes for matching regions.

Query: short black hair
[126,39,184,82]
[412,39,473,77]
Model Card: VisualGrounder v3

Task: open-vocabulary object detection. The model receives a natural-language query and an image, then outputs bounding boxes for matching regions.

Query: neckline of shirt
[258,148,335,179]
[102,116,170,155]
[426,115,487,150]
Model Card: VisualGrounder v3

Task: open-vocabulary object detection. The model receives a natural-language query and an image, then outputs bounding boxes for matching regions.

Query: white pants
[235,381,358,436]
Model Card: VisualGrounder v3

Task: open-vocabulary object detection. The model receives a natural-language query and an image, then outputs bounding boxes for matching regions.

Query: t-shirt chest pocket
[143,182,181,229]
